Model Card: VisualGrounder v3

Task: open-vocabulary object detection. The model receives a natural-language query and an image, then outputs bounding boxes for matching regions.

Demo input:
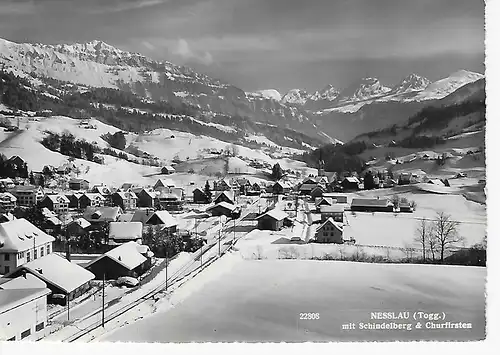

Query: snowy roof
[351,198,391,207]
[0,192,16,202]
[91,186,112,195]
[319,205,345,213]
[162,165,175,171]
[146,211,177,227]
[0,273,47,290]
[0,288,51,314]
[109,222,143,241]
[316,217,343,232]
[257,208,289,221]
[117,213,134,222]
[8,254,95,293]
[155,179,176,188]
[206,202,236,212]
[69,178,89,184]
[214,190,235,202]
[86,241,147,271]
[344,177,360,183]
[299,183,318,191]
[9,185,40,193]
[68,218,91,230]
[43,194,70,204]
[83,193,105,201]
[83,207,122,222]
[114,191,138,200]
[315,197,335,207]
[131,209,154,224]
[0,219,55,252]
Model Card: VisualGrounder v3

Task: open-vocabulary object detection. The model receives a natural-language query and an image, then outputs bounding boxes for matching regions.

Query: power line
[344,212,486,226]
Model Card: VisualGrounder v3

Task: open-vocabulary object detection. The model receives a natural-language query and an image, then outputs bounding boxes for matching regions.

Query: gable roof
[154,179,176,188]
[316,217,343,232]
[256,208,289,221]
[162,165,175,172]
[83,207,122,222]
[114,191,138,200]
[0,192,16,202]
[86,241,147,271]
[320,205,345,213]
[108,222,143,241]
[343,177,360,184]
[43,194,70,204]
[0,273,47,290]
[7,254,95,294]
[206,202,236,212]
[68,218,92,230]
[0,219,55,252]
[299,183,318,191]
[0,288,52,314]
[214,190,235,202]
[146,211,177,227]
[91,186,112,195]
[82,193,105,202]
[131,209,154,224]
[315,197,335,207]
[351,198,391,207]
[117,213,134,223]
[69,178,89,184]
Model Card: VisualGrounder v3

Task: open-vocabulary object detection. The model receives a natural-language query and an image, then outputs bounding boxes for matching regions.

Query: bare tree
[433,211,463,262]
[414,218,432,261]
[391,194,400,209]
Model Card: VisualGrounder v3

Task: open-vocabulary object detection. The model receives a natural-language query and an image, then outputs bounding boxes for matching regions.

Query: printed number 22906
[299,313,320,320]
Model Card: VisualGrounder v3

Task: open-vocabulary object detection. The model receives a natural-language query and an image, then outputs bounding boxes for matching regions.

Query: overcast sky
[0,0,485,93]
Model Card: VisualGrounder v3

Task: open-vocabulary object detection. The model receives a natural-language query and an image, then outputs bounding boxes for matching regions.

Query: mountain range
[0,37,485,146]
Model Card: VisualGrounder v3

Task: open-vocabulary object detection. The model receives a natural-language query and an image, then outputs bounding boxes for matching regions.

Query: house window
[26,252,31,262]
[41,248,44,257]
[21,329,31,339]
[46,245,50,254]
[34,249,37,259]
[4,253,10,261]
[4,266,10,274]
[36,322,44,332]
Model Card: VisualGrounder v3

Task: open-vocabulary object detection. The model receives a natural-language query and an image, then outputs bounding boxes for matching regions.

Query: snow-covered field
[102,257,485,342]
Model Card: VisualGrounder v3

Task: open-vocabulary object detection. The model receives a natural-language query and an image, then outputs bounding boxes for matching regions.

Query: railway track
[62,204,257,342]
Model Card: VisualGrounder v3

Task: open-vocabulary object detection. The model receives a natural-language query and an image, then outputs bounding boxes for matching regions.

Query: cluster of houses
[0,216,156,341]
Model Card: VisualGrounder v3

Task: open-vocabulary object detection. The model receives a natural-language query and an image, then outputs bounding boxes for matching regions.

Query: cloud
[0,0,37,15]
[171,39,214,65]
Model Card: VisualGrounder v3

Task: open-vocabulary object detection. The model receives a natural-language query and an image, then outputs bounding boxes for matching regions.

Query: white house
[0,219,55,275]
[0,281,51,341]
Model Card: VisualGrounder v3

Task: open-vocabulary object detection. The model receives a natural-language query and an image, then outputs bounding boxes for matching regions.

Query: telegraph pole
[101,273,105,327]
[233,218,236,242]
[165,251,168,292]
[218,216,222,257]
[67,295,70,321]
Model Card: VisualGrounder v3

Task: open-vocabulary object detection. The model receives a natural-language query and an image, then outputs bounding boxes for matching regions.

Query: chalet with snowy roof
[85,241,153,280]
[193,188,211,204]
[153,179,176,191]
[7,156,25,169]
[56,162,77,175]
[39,194,69,215]
[351,198,394,212]
[66,218,92,237]
[9,185,44,207]
[108,222,143,246]
[272,181,291,195]
[310,186,325,199]
[315,218,343,244]
[112,191,137,211]
[83,206,123,224]
[136,189,156,208]
[315,197,335,211]
[0,193,16,214]
[90,185,113,206]
[145,211,178,236]
[79,193,105,210]
[256,209,291,231]
[161,165,175,175]
[0,283,51,341]
[0,219,55,275]
[68,178,89,191]
[206,202,237,218]
[5,253,94,305]
[66,193,83,209]
[319,205,345,223]
[213,179,232,191]
[213,191,235,205]
[155,187,184,211]
[341,177,360,191]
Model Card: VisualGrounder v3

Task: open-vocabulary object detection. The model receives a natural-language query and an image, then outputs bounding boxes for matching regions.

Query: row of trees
[41,132,100,162]
[414,212,465,263]
[142,225,204,258]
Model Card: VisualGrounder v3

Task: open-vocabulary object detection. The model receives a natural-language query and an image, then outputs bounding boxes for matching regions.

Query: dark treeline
[299,141,367,174]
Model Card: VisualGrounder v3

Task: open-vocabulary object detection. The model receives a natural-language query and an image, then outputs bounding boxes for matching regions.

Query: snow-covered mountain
[0,37,335,147]
[281,89,310,105]
[388,73,431,95]
[310,84,340,102]
[410,70,484,102]
[336,77,391,105]
[246,89,282,101]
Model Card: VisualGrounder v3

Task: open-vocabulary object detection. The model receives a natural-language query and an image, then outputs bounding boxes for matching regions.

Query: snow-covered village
[0,0,491,346]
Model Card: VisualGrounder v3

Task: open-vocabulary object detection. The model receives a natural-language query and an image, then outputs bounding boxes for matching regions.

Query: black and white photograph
[0,0,492,346]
